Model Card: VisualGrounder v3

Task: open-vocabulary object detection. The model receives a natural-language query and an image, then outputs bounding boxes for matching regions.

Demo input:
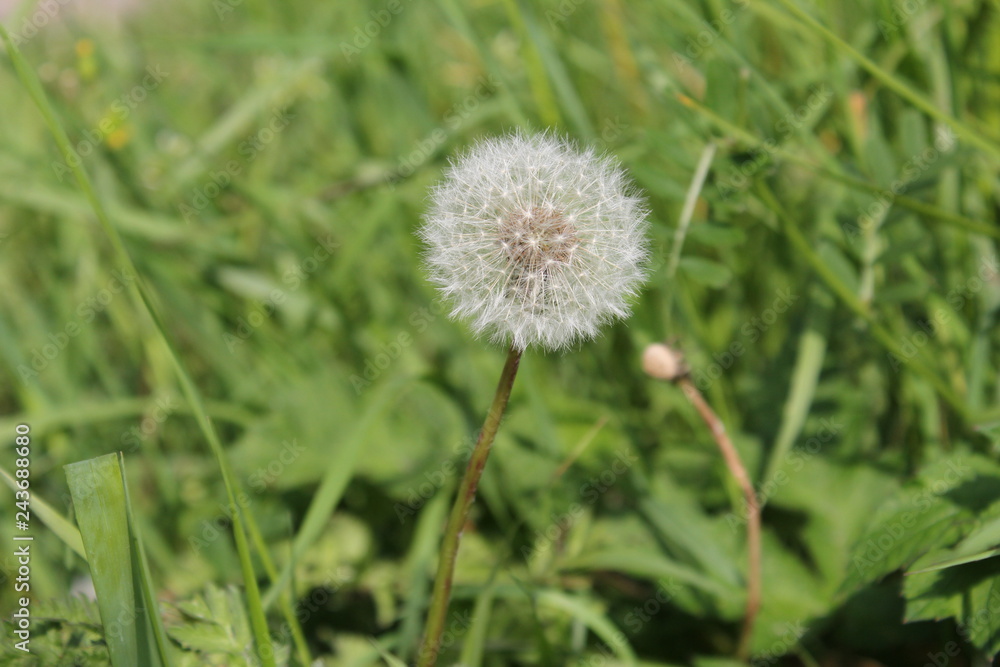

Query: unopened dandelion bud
[642,343,688,382]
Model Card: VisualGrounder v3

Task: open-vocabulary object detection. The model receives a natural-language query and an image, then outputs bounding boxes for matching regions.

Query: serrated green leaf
[842,455,985,592]
[903,559,998,629]
[169,622,242,655]
[167,586,290,667]
[640,495,742,588]
[909,514,1000,574]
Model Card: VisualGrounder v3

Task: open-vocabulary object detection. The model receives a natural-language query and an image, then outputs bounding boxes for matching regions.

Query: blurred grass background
[1,0,1000,665]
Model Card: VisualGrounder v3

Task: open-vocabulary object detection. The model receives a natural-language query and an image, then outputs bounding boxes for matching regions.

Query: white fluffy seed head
[420,131,650,351]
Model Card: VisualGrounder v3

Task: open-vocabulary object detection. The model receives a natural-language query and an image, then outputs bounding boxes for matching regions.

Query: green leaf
[816,242,859,296]
[65,453,174,667]
[559,549,736,599]
[678,257,733,288]
[762,284,831,485]
[768,457,894,593]
[1,596,106,665]
[168,585,290,666]
[844,454,1000,592]
[903,560,1000,656]
[640,495,742,589]
[537,590,637,667]
[909,514,1000,574]
[686,223,747,248]
[845,492,967,592]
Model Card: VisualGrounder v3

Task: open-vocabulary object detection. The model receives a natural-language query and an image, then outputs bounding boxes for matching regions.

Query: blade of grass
[117,452,175,667]
[0,178,242,251]
[65,453,173,667]
[670,0,840,168]
[433,0,530,127]
[0,398,254,443]
[762,284,831,485]
[458,583,497,667]
[756,181,970,421]
[0,26,285,667]
[367,638,409,667]
[162,58,320,196]
[665,141,718,331]
[398,490,450,660]
[0,465,85,558]
[513,2,594,138]
[559,549,736,598]
[500,0,562,128]
[769,0,1000,162]
[678,94,1000,239]
[537,590,637,667]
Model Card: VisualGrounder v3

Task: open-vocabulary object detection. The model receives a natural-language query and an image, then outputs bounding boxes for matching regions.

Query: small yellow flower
[75,39,97,81]
[106,126,132,151]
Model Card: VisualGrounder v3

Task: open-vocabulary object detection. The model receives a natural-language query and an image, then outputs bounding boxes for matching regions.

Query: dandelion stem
[417,344,523,667]
[677,376,761,660]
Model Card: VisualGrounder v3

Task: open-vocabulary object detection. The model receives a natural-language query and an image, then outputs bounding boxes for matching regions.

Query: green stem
[417,345,523,667]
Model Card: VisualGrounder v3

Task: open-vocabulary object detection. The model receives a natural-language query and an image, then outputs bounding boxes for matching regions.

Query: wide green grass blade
[763,285,832,485]
[0,25,284,666]
[65,453,173,667]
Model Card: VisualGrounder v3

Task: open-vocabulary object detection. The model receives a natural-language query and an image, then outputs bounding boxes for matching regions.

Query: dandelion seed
[420,130,650,350]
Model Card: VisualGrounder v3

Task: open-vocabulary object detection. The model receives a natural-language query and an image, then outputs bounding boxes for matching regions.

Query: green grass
[1,0,999,665]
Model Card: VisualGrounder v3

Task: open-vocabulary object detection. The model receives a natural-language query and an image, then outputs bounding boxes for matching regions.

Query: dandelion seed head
[420,130,650,351]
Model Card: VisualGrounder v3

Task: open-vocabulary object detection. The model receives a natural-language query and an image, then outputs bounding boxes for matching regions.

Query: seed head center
[498,207,578,271]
